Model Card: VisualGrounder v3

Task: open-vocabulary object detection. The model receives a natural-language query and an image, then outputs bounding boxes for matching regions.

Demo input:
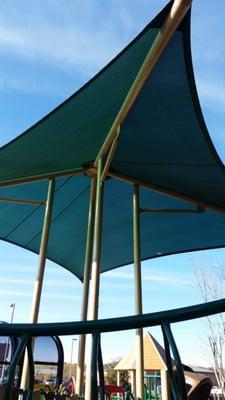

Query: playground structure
[0,303,219,399]
[0,336,64,393]
[144,373,161,400]
[115,333,169,400]
[0,331,213,400]
[0,0,225,399]
[115,332,213,400]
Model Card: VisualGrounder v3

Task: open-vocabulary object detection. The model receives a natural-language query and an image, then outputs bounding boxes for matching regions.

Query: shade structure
[0,1,225,280]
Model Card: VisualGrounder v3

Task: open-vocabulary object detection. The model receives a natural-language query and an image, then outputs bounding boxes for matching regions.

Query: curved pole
[76,178,97,396]
[5,334,29,400]
[25,337,35,400]
[0,297,225,337]
[162,323,187,400]
[133,184,144,399]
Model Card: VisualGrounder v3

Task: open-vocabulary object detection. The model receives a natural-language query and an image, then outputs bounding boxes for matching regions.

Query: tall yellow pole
[133,184,144,400]
[85,159,104,400]
[94,0,192,166]
[20,179,55,390]
[76,178,97,396]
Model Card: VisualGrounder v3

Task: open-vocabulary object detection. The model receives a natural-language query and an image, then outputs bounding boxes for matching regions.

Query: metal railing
[1,297,225,400]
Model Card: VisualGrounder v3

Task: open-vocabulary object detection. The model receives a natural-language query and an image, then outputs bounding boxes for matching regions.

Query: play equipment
[0,335,64,398]
[144,374,161,400]
[104,384,125,399]
[143,369,213,400]
[60,376,76,396]
[184,370,212,400]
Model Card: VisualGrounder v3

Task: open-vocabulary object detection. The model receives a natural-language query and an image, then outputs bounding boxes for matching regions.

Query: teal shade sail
[0,5,167,185]
[0,2,225,280]
[0,177,225,280]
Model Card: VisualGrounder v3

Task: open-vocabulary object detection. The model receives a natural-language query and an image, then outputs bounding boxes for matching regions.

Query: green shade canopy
[0,2,225,280]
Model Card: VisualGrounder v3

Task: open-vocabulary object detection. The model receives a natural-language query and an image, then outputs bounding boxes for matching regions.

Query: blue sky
[0,0,225,367]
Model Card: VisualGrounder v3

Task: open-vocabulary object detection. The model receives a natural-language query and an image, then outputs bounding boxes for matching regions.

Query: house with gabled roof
[114,332,169,400]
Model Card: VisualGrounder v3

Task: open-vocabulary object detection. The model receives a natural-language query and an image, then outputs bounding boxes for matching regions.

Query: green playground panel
[144,374,161,400]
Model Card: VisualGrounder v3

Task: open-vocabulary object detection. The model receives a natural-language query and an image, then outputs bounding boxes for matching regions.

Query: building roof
[188,366,217,386]
[115,332,168,371]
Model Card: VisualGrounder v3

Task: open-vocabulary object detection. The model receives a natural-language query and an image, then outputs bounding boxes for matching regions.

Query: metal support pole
[76,178,96,396]
[85,159,104,400]
[29,178,55,323]
[94,0,192,166]
[98,335,105,400]
[20,178,55,390]
[90,333,99,400]
[88,159,104,321]
[101,125,120,182]
[133,184,144,400]
[10,303,15,324]
[69,338,77,378]
[161,369,169,400]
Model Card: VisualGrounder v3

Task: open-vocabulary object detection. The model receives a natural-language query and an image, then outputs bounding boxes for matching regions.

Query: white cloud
[0,277,33,285]
[0,260,72,276]
[100,295,133,304]
[44,280,80,288]
[0,264,36,274]
[0,288,80,301]
[0,289,32,298]
[0,0,168,98]
[196,79,225,111]
[0,276,80,288]
[0,5,126,77]
[103,270,193,286]
[103,271,134,280]
[143,274,193,286]
[42,292,80,300]
[0,70,70,97]
[0,27,24,48]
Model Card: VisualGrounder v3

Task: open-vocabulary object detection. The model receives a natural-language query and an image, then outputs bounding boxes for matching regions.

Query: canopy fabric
[0,4,167,185]
[0,2,225,280]
[0,177,225,280]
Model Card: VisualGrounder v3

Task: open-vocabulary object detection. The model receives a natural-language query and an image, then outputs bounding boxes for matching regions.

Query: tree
[119,370,130,387]
[63,362,77,380]
[104,359,130,387]
[196,265,225,395]
[104,359,120,385]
